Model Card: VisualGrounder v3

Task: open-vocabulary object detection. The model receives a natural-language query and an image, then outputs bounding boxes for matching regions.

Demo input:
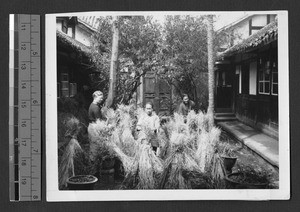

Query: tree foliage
[158,15,209,111]
[87,15,235,112]
[89,16,163,107]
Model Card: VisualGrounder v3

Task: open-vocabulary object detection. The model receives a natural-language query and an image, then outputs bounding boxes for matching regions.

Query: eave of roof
[216,14,253,33]
[56,30,91,57]
[78,17,99,32]
[217,20,278,60]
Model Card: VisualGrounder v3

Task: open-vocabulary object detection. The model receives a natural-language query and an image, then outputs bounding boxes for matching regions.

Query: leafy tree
[89,16,163,107]
[88,14,234,113]
[158,15,209,111]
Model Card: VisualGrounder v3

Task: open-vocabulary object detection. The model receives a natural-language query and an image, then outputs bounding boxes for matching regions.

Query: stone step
[214,116,237,122]
[215,113,236,117]
[215,108,232,113]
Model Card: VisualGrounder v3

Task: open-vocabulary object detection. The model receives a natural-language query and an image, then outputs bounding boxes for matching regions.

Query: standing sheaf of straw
[58,138,82,188]
[85,104,224,189]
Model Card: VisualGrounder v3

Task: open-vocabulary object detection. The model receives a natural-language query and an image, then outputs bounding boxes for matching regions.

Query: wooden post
[154,74,160,114]
[106,16,119,108]
[207,15,215,126]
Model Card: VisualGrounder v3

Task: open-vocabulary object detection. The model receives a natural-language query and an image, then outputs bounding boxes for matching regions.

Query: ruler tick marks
[9,14,41,201]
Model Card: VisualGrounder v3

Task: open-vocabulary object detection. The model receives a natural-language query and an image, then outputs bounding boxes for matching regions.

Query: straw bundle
[58,138,82,189]
[159,132,202,189]
[173,113,189,134]
[88,120,113,161]
[120,128,137,157]
[164,159,190,189]
[197,112,213,133]
[136,107,146,120]
[137,144,163,189]
[113,139,163,189]
[206,127,221,162]
[110,143,136,174]
[186,110,199,133]
[196,127,221,172]
[84,105,224,189]
[105,108,117,127]
[196,132,209,172]
[88,120,111,140]
[110,129,121,147]
[118,113,133,130]
[117,104,136,123]
[157,127,169,159]
[160,145,200,189]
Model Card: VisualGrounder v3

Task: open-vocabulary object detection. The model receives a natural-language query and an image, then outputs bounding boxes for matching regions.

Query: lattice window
[69,83,77,97]
[57,83,61,98]
[62,20,68,34]
[271,62,278,95]
[258,59,271,95]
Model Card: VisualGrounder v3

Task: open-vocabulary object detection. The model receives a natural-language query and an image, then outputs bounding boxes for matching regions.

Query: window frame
[258,58,271,95]
[271,61,278,96]
[62,20,68,34]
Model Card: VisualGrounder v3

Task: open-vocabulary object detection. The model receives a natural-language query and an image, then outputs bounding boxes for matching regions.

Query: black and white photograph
[46,11,289,201]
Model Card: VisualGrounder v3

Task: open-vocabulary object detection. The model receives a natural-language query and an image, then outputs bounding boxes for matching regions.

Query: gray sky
[214,12,247,30]
[152,12,248,31]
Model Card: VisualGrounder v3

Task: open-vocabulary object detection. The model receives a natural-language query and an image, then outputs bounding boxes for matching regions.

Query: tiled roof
[218,20,278,59]
[56,30,91,57]
[78,16,99,32]
[216,14,253,33]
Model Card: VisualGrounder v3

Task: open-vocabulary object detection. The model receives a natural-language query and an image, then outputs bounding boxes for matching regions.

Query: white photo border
[46,11,290,201]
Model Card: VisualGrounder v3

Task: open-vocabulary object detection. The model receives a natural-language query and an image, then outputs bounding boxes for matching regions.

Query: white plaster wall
[236,65,242,94]
[270,15,276,22]
[233,19,249,45]
[219,14,277,51]
[56,21,62,32]
[249,61,257,95]
[252,15,267,26]
[67,26,73,37]
[75,25,91,46]
[230,15,276,46]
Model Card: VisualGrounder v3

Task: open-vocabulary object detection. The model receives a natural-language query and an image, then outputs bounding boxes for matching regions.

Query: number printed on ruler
[18,14,41,201]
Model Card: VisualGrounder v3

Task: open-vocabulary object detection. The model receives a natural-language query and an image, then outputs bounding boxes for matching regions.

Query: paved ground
[220,132,279,188]
[217,120,279,168]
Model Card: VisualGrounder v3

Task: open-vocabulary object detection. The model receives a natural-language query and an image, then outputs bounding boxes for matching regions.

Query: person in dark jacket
[177,94,195,116]
[88,90,104,122]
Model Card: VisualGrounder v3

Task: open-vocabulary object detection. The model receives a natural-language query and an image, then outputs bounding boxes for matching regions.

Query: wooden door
[216,70,233,109]
[144,71,171,115]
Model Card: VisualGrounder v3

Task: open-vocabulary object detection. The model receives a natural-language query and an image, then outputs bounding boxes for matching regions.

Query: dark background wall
[0,0,299,211]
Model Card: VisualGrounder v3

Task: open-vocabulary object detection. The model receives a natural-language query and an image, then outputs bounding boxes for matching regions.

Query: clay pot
[102,158,115,170]
[220,155,237,174]
[100,168,115,184]
[67,175,98,190]
[225,172,268,189]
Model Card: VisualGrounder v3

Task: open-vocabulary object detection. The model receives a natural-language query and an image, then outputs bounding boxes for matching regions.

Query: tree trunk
[106,16,119,108]
[207,15,215,125]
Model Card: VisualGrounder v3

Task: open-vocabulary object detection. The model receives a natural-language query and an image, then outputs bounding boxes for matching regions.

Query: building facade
[215,15,278,138]
[56,16,100,107]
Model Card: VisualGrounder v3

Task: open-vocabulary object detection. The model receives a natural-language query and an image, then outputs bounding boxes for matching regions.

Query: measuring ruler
[9,14,41,201]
